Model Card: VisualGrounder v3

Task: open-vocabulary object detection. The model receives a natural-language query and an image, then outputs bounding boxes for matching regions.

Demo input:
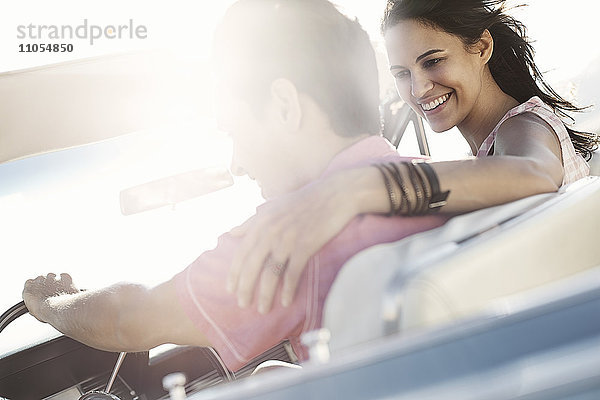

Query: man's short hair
[215,0,381,137]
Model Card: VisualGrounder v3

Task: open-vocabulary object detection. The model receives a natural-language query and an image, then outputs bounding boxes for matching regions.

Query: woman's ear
[270,78,302,131]
[477,29,494,65]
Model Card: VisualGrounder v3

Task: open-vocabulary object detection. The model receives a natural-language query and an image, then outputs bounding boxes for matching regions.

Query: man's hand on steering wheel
[23,273,79,323]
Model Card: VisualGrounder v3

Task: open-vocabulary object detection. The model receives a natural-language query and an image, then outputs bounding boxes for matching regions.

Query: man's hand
[21,273,210,352]
[22,273,79,323]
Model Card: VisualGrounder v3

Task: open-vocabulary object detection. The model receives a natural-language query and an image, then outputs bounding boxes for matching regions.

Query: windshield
[1,0,598,357]
[0,124,264,355]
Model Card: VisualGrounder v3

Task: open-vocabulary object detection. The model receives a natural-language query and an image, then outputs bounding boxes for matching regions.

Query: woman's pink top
[476,96,589,185]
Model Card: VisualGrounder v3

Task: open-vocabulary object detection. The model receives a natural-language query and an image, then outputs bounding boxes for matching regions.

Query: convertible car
[1,40,599,400]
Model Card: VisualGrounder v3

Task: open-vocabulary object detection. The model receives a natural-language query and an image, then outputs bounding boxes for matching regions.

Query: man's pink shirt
[174,136,448,371]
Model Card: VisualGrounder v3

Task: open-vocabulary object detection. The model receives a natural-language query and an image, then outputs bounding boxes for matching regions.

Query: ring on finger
[269,260,288,277]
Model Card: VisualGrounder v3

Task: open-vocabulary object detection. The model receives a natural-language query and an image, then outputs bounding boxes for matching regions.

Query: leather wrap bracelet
[375,161,450,216]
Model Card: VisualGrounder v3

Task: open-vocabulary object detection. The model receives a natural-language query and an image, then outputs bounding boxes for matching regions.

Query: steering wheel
[0,301,28,334]
[0,301,123,400]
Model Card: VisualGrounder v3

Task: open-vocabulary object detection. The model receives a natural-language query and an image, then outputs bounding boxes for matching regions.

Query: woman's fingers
[228,204,288,304]
[227,207,283,294]
[281,253,311,307]
[235,229,286,307]
[232,243,269,307]
[227,223,261,293]
[277,206,352,307]
[227,174,356,313]
[235,224,289,309]
[257,259,286,314]
[255,234,294,313]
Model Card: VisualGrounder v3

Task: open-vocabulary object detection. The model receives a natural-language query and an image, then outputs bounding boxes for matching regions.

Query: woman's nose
[411,72,434,99]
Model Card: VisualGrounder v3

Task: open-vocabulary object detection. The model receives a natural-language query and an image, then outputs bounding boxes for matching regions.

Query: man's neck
[279,129,370,197]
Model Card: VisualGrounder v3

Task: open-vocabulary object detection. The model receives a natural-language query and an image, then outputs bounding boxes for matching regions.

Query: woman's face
[384,19,488,133]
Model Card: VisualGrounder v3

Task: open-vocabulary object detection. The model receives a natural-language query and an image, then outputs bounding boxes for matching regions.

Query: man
[23,0,447,372]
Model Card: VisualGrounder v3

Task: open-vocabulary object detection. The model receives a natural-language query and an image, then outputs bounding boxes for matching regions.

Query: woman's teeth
[421,93,450,111]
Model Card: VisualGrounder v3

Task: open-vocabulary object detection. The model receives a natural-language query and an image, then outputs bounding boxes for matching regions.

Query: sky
[0,0,598,354]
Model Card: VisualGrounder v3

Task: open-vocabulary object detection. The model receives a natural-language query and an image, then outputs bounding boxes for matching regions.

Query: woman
[226,0,599,313]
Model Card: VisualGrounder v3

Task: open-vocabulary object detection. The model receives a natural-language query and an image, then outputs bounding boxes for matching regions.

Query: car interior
[1,51,599,400]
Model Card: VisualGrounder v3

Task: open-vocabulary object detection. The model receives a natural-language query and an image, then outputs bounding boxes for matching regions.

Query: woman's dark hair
[381,0,599,160]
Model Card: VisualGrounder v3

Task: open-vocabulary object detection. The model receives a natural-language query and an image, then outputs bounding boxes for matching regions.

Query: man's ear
[477,29,494,65]
[270,78,302,131]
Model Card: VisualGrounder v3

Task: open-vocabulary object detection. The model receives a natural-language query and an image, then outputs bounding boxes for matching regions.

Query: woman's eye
[423,58,443,68]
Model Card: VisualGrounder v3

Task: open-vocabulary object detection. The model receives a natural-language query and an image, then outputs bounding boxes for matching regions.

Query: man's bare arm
[22,273,210,352]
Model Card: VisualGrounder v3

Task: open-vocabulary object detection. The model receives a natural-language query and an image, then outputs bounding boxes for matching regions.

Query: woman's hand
[227,177,355,314]
[227,166,389,314]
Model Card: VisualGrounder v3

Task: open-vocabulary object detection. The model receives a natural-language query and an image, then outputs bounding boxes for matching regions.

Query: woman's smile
[419,92,452,114]
[385,19,490,133]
